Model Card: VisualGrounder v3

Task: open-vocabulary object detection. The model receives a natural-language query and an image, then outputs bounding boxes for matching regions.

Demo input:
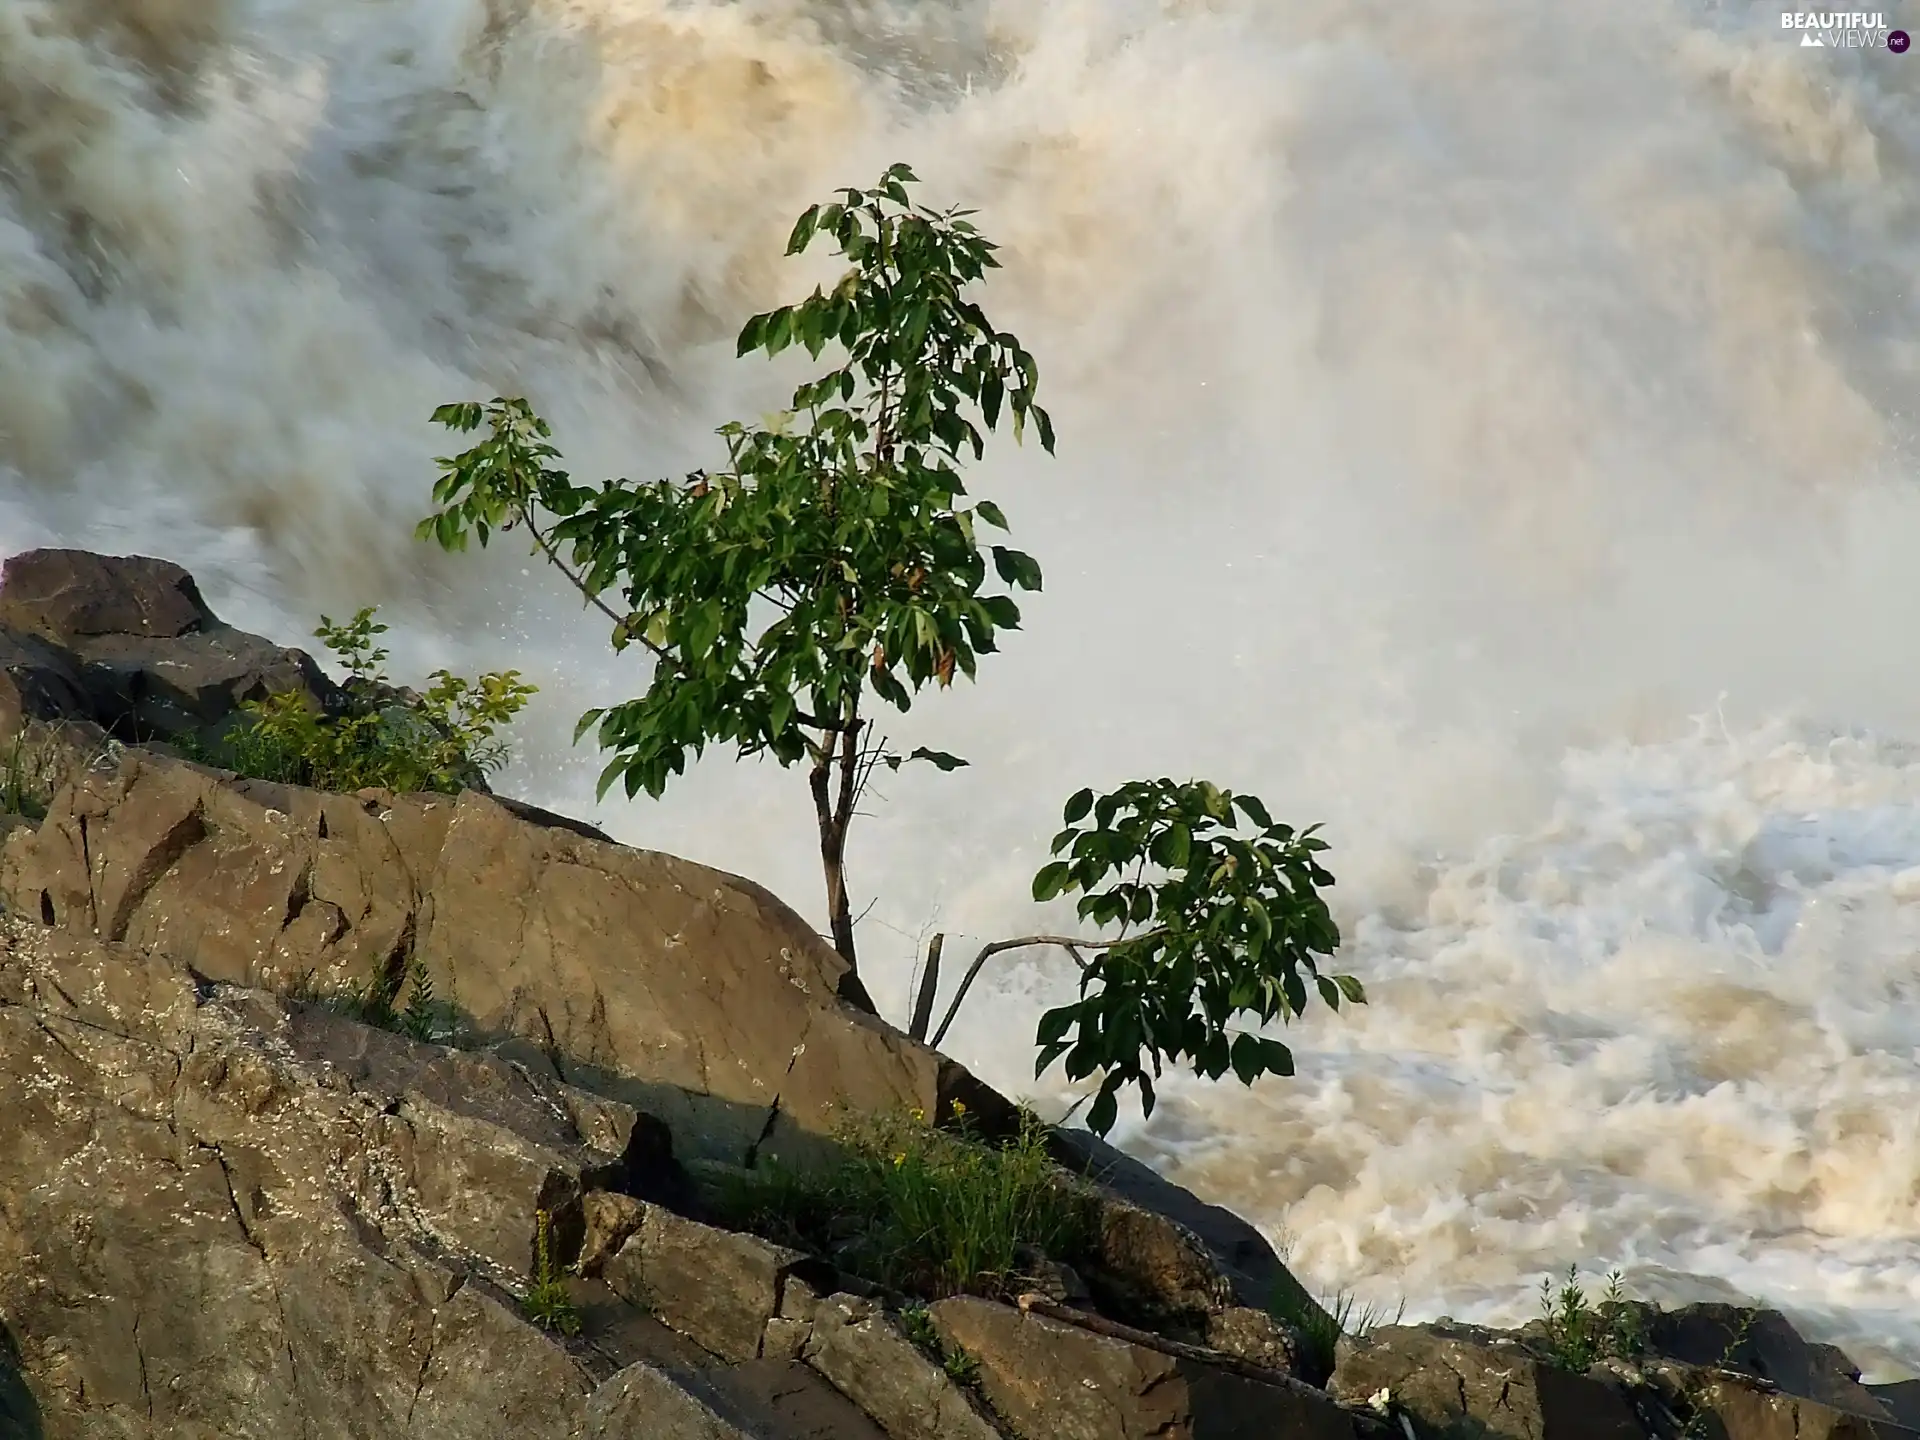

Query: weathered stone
[605,1206,812,1362]
[800,1292,1007,1440]
[0,631,93,738]
[411,787,975,1167]
[0,550,213,642]
[0,753,435,993]
[1873,1384,1920,1430]
[1206,1305,1304,1376]
[930,1294,1361,1440]
[1669,1371,1917,1440]
[0,550,332,745]
[579,1190,649,1277]
[1050,1127,1314,1319]
[1079,1186,1234,1326]
[1332,1321,1646,1440]
[0,919,658,1438]
[1639,1305,1891,1419]
[763,1318,813,1363]
[0,749,993,1171]
[706,1359,897,1440]
[584,1361,767,1439]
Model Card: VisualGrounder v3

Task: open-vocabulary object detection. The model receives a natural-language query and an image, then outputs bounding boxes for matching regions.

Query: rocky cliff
[0,549,1912,1440]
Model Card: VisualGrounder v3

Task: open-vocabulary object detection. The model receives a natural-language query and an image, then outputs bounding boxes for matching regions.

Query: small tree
[417,165,1052,1000]
[922,779,1365,1137]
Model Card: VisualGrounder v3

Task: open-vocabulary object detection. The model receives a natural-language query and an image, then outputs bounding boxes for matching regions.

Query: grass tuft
[1268,1282,1402,1377]
[719,1105,1096,1302]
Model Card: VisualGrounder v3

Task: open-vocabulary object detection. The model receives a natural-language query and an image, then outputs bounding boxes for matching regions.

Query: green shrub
[722,1106,1094,1301]
[192,608,534,795]
[1535,1267,1644,1369]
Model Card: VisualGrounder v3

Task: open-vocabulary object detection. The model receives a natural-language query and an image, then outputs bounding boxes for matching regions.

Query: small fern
[400,960,441,1042]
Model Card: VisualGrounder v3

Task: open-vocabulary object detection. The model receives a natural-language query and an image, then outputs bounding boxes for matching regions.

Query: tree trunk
[810,721,876,1014]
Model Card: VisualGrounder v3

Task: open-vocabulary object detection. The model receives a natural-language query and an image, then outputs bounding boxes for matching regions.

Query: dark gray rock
[1871,1384,1920,1431]
[0,550,214,642]
[1332,1320,1645,1440]
[930,1294,1364,1440]
[0,548,332,745]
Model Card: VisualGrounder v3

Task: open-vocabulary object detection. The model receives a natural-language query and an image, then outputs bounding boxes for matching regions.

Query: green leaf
[1234,793,1274,829]
[1063,787,1094,825]
[904,747,968,771]
[1036,1005,1074,1048]
[1229,1032,1265,1086]
[1032,861,1072,903]
[1086,1084,1120,1139]
[1256,1037,1295,1076]
[991,546,1043,592]
[1334,974,1367,1004]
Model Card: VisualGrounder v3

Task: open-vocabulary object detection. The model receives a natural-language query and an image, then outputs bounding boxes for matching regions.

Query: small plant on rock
[1536,1267,1645,1370]
[194,608,534,795]
[524,1208,583,1337]
[293,955,458,1046]
[1269,1282,1402,1380]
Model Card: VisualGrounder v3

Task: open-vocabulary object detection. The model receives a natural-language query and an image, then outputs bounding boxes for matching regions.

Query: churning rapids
[7,0,1920,1375]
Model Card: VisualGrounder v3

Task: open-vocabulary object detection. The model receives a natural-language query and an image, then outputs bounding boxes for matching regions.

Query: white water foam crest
[6,0,1920,1374]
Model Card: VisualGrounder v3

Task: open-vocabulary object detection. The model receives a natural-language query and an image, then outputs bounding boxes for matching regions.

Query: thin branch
[929,932,1162,1050]
[908,933,943,1042]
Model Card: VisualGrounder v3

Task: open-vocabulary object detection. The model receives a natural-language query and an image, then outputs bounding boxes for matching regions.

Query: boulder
[1675,1371,1916,1440]
[0,550,214,642]
[0,630,92,740]
[1049,1128,1314,1319]
[1331,1320,1646,1440]
[929,1294,1365,1440]
[1634,1305,1893,1420]
[1873,1385,1920,1430]
[0,549,331,745]
[603,1206,815,1363]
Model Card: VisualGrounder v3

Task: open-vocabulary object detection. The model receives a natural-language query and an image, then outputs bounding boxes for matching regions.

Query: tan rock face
[0,918,918,1440]
[0,747,961,1168]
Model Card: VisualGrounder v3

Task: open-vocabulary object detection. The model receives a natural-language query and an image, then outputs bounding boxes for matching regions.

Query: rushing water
[7,0,1920,1375]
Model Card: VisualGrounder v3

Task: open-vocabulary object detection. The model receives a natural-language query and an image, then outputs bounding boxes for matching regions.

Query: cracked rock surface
[0,918,900,1439]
